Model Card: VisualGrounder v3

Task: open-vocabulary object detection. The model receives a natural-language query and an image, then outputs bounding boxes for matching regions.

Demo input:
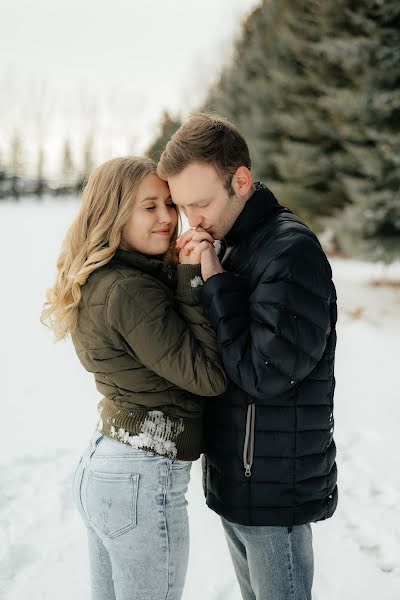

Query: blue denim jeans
[72,430,192,600]
[221,517,314,600]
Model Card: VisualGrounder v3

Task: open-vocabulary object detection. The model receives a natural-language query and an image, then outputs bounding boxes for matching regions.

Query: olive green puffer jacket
[71,249,227,460]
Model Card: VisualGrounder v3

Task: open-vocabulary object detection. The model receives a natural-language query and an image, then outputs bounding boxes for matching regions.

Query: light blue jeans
[221,517,314,600]
[72,430,192,600]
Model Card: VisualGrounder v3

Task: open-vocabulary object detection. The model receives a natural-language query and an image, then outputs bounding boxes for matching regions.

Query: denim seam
[287,530,296,598]
[74,459,87,521]
[163,462,172,600]
[78,436,102,518]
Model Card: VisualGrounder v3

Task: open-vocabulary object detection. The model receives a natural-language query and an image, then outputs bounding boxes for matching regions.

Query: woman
[41,156,227,600]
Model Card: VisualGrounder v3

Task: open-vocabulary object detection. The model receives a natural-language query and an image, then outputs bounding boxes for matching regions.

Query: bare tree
[9,131,24,200]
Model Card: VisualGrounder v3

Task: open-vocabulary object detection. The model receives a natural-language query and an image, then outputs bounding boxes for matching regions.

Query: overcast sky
[0,0,259,174]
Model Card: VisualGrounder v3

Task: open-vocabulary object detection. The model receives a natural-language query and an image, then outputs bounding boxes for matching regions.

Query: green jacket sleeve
[105,264,227,397]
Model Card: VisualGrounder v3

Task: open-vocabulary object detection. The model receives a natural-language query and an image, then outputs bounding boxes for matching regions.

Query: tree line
[0,134,95,200]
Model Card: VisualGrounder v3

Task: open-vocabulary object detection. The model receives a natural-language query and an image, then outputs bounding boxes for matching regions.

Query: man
[157,113,337,600]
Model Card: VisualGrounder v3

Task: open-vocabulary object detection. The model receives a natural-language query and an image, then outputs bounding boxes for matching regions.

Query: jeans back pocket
[86,471,139,539]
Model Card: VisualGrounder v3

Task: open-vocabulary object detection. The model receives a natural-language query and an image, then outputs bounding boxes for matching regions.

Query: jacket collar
[110,249,176,289]
[224,182,287,246]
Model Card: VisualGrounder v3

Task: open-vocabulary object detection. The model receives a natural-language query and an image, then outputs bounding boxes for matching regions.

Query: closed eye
[146,204,175,210]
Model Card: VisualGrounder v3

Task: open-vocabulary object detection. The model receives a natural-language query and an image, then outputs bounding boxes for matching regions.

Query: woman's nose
[158,207,172,224]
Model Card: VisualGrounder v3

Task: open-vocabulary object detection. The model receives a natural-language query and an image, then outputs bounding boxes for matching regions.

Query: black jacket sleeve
[201,236,333,402]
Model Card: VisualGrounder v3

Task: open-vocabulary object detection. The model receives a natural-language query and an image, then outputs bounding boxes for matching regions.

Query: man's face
[168,162,247,241]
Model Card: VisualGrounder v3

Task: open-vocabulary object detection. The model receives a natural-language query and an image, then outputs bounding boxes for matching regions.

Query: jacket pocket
[243,403,256,477]
[86,471,139,539]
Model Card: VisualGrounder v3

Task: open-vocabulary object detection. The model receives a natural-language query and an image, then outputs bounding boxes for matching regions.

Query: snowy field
[1,197,399,599]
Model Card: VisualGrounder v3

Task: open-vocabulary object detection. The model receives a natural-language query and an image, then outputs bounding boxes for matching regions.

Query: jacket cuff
[176,264,204,295]
[201,271,248,325]
[201,271,239,304]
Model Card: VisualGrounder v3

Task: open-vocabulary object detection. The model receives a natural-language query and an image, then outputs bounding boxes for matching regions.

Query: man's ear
[232,166,253,198]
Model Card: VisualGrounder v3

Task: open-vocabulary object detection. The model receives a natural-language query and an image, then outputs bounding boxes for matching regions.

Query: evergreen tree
[205,0,400,259]
[205,1,283,187]
[147,111,182,162]
[320,0,400,260]
[205,1,346,226]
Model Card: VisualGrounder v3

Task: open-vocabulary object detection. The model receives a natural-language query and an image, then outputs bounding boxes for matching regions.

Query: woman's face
[122,173,178,256]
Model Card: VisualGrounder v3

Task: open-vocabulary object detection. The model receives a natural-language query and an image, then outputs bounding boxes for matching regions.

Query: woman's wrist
[176,264,204,295]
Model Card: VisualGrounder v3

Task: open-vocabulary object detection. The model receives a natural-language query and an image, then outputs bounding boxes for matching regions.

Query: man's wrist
[203,268,225,282]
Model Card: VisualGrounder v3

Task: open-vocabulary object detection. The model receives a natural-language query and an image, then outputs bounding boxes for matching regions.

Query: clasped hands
[176,227,224,282]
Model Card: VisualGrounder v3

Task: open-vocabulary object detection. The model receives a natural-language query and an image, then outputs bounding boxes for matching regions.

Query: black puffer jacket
[201,183,338,526]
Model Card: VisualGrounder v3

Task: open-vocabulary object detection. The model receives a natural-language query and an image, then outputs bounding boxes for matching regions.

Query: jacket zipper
[243,403,256,477]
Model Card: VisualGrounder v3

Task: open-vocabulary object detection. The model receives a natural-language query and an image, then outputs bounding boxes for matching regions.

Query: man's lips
[202,227,213,235]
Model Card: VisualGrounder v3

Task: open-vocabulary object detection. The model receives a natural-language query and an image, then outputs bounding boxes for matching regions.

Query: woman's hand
[179,235,224,281]
[179,240,213,265]
[177,227,215,265]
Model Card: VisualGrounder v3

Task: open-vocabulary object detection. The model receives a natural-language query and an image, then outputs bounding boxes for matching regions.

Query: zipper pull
[245,464,252,477]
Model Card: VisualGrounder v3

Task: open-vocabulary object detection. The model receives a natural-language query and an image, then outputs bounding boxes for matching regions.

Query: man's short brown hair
[157,113,251,194]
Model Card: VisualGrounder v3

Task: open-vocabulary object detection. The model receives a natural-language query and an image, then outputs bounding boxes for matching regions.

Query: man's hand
[199,244,224,281]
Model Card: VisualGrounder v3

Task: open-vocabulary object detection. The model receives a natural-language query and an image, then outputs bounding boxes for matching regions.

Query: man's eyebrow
[186,198,210,207]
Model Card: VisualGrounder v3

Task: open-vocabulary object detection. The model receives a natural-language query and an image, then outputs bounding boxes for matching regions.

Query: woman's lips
[152,230,171,237]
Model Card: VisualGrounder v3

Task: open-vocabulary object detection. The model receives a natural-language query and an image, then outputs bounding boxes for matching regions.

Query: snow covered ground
[1,197,399,599]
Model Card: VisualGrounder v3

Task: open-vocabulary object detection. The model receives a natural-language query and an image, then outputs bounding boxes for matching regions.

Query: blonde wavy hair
[41,156,180,341]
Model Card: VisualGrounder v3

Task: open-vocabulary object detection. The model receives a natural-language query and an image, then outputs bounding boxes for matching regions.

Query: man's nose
[187,212,203,229]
